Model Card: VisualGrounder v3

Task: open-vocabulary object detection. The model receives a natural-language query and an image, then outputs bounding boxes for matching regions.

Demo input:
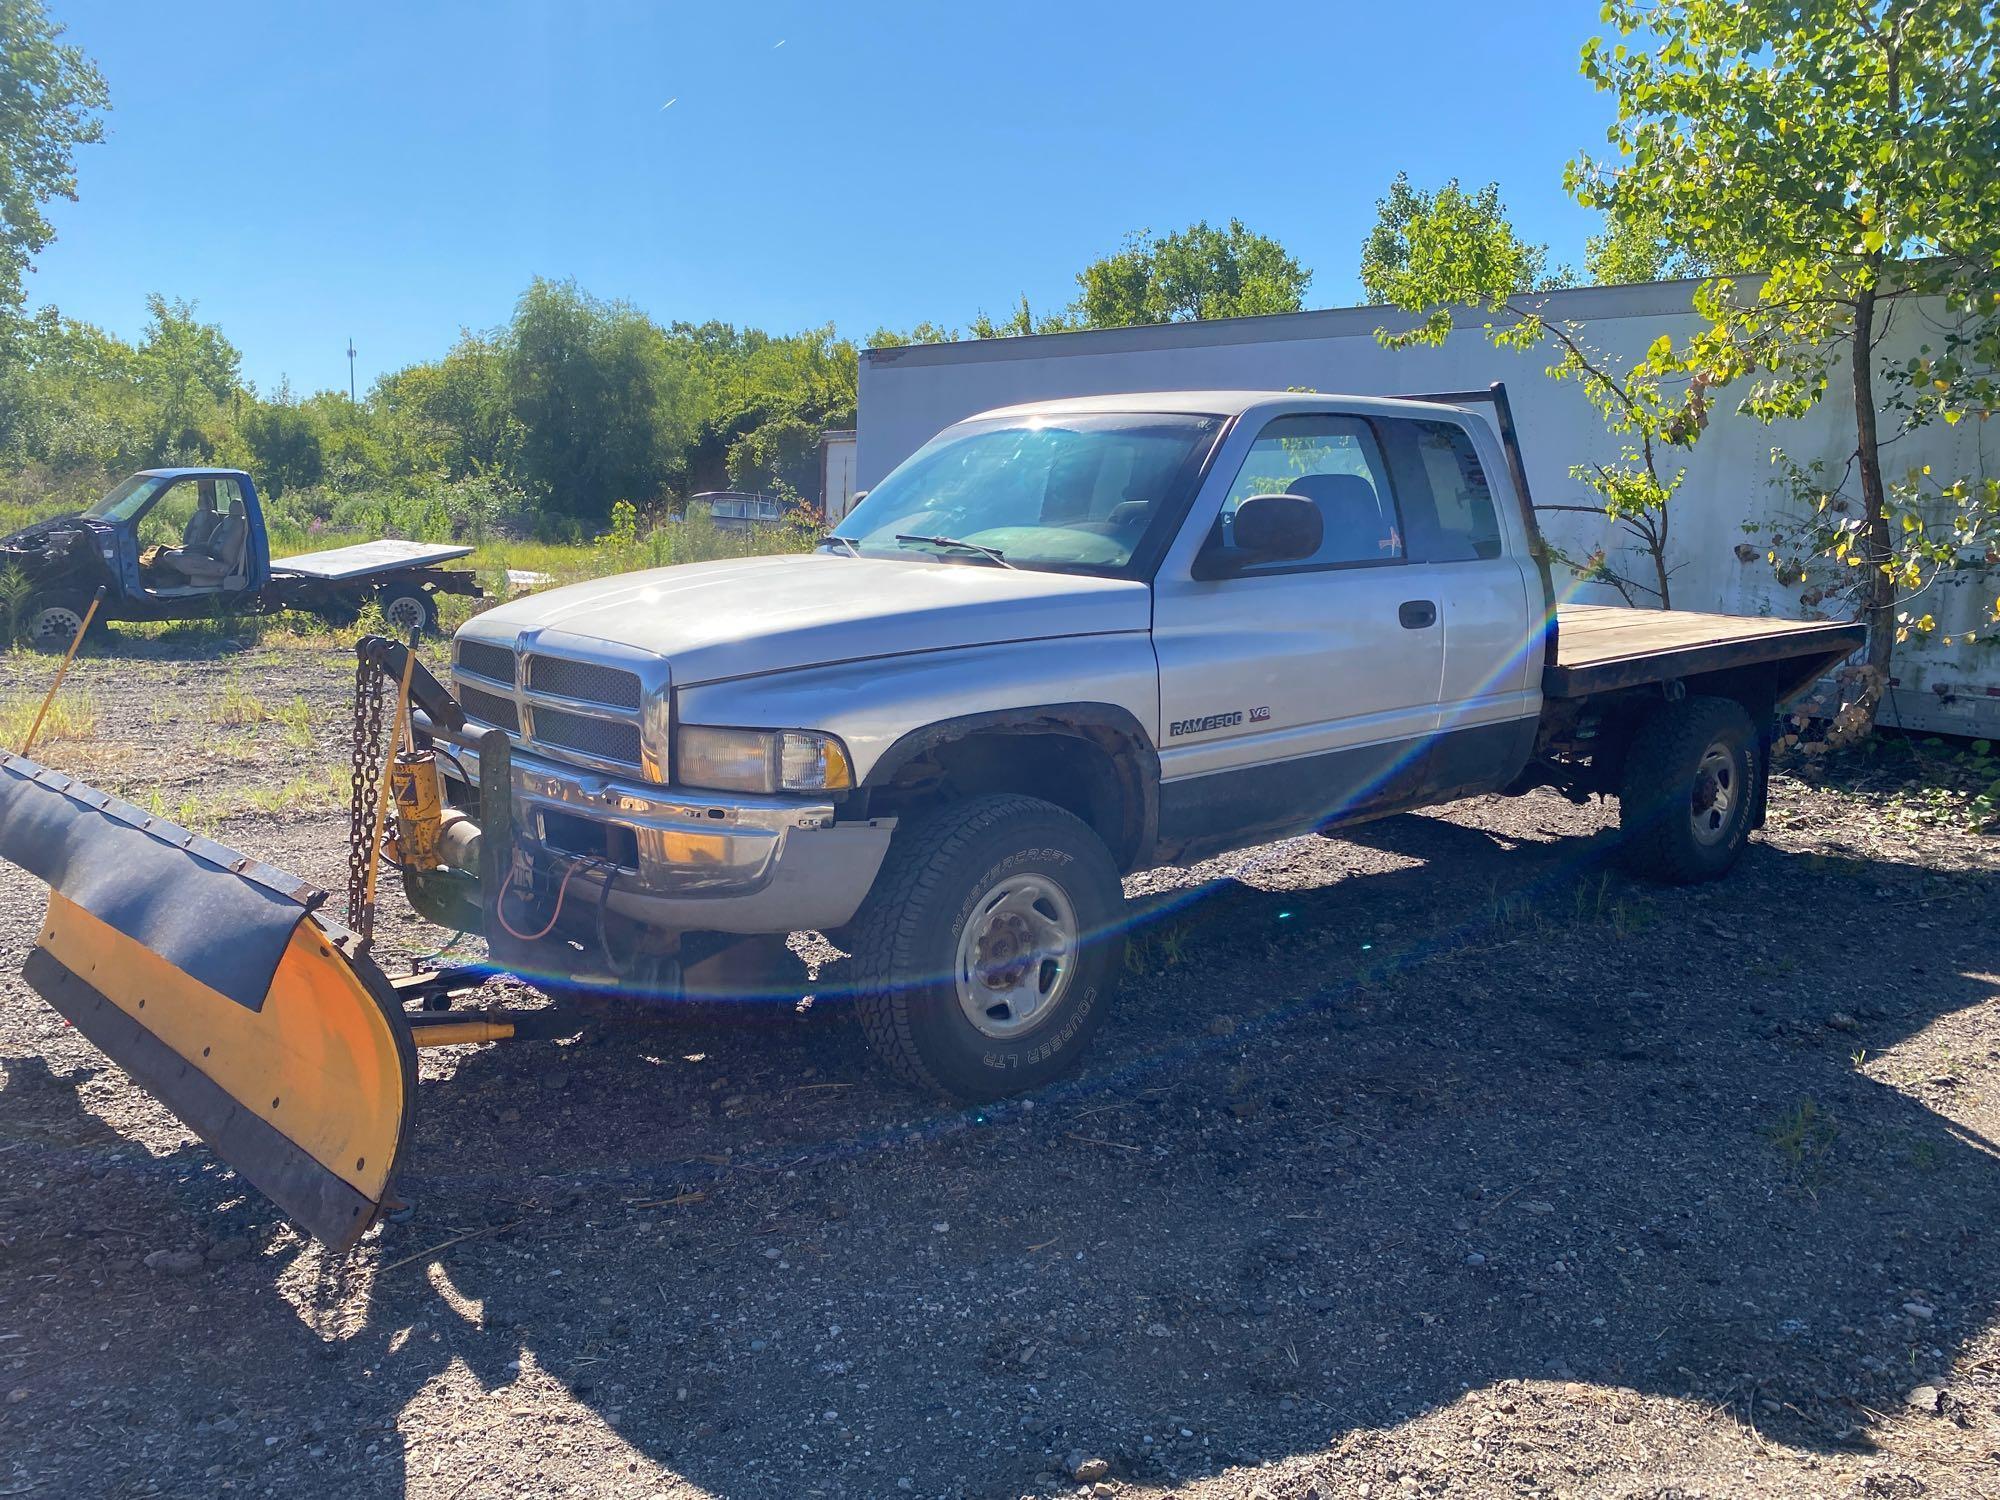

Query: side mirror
[1216,494,1328,576]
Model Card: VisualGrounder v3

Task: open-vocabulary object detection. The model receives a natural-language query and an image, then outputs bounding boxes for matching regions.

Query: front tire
[22,593,94,653]
[1617,695,1759,883]
[839,794,1124,1103]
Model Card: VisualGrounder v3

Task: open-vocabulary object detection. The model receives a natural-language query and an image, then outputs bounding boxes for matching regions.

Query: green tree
[377,330,516,481]
[1573,0,2000,729]
[1583,203,1710,287]
[135,294,246,461]
[503,278,683,523]
[1077,219,1310,329]
[866,322,958,348]
[968,295,1080,339]
[1364,174,1700,607]
[243,381,324,498]
[0,0,108,320]
[1359,174,1565,331]
[726,414,821,507]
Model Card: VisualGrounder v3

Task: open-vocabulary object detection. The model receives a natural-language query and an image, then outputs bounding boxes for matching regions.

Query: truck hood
[459,552,1151,685]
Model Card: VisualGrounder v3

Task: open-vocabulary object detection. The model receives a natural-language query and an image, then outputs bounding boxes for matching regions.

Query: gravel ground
[2,639,1997,1500]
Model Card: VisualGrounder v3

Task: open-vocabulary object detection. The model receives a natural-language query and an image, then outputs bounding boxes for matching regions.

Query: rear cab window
[1378,419,1505,563]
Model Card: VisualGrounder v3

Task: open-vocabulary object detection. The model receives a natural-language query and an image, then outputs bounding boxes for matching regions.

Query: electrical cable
[494,860,581,942]
[592,860,639,979]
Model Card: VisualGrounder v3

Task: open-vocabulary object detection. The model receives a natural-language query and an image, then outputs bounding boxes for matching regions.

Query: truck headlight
[675,726,855,794]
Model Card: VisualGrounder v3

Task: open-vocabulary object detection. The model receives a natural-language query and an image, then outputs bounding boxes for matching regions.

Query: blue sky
[30,1,1614,395]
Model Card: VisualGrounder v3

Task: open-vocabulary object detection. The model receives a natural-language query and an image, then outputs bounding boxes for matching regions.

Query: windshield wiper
[821,534,862,557]
[893,533,1016,569]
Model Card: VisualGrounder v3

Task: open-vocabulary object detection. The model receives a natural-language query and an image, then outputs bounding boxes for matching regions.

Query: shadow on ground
[3,802,1996,1497]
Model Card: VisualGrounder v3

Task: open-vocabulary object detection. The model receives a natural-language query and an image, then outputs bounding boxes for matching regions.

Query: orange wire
[494,860,581,943]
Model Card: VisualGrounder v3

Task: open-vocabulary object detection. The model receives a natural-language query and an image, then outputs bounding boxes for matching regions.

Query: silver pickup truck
[433,385,1862,1102]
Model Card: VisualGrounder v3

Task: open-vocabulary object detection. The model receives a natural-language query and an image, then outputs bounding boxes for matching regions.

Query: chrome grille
[526,654,640,709]
[457,683,520,733]
[528,706,643,766]
[457,639,514,684]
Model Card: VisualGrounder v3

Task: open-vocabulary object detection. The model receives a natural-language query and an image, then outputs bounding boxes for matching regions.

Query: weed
[1485,877,1538,931]
[1125,921,1194,978]
[0,564,33,646]
[1768,1098,1839,1188]
[277,694,315,748]
[212,681,270,727]
[0,686,98,747]
[241,764,346,816]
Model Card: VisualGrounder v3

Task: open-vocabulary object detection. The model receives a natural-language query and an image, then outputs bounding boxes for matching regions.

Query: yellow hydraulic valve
[390,749,445,872]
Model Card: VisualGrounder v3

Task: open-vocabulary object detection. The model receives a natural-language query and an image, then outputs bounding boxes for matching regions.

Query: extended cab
[432,387,1863,1101]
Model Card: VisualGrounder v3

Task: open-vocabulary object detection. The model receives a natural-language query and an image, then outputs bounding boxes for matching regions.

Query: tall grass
[0,686,98,747]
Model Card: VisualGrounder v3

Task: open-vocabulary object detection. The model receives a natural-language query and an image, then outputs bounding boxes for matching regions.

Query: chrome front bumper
[422,721,895,935]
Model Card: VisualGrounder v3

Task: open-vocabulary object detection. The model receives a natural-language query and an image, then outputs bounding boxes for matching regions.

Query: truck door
[1151,411,1447,848]
[1374,416,1542,797]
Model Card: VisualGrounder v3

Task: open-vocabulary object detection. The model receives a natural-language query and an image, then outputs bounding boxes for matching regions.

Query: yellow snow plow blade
[1,751,415,1252]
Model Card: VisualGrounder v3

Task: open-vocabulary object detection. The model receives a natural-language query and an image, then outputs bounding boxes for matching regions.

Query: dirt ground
[2,638,1997,1500]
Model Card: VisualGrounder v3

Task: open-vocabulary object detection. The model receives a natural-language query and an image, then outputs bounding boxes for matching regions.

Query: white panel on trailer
[857,283,1999,738]
[274,540,473,581]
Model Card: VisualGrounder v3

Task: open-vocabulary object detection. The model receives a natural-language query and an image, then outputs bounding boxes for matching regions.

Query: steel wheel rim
[1690,741,1738,845]
[953,872,1079,1040]
[30,606,83,648]
[384,594,428,634]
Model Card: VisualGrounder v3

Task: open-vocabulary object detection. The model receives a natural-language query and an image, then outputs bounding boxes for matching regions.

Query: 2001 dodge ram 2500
[431,385,1863,1102]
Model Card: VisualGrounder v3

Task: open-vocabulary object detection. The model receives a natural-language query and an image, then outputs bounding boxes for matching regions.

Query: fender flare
[859,703,1160,869]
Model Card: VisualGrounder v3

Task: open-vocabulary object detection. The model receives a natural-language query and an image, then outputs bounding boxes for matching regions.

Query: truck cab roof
[963,390,1481,424]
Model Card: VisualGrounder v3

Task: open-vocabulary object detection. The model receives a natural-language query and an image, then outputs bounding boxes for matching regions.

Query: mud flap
[0,752,416,1251]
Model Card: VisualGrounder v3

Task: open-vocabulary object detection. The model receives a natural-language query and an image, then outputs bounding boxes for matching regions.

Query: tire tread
[1617,694,1757,883]
[842,794,1103,1097]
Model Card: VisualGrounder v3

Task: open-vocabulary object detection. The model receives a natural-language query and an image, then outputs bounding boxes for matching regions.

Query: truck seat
[1288,473,1397,562]
[170,500,250,587]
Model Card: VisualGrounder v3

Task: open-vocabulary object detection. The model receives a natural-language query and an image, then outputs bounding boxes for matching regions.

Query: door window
[137,478,206,551]
[1218,414,1403,571]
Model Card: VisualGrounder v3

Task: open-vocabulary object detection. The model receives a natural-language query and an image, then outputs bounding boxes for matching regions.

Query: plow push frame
[0,635,640,1252]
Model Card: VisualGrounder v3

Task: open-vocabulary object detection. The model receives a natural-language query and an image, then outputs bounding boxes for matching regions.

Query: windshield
[84,474,169,523]
[834,412,1223,576]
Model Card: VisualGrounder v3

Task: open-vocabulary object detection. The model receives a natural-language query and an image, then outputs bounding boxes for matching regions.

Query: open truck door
[0,752,418,1251]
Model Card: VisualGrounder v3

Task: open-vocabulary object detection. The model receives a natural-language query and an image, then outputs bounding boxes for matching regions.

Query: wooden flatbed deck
[1546,604,1865,699]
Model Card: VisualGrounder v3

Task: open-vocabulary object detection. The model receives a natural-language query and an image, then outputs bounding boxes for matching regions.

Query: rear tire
[838,794,1124,1103]
[378,584,438,638]
[1617,695,1759,883]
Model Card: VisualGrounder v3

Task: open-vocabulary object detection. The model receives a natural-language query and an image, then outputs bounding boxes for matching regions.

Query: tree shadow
[2,805,1996,1497]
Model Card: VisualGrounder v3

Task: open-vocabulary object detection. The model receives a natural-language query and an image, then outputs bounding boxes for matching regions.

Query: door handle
[1398,599,1438,630]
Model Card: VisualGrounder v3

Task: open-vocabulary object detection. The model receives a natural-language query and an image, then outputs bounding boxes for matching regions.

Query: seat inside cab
[141,478,253,597]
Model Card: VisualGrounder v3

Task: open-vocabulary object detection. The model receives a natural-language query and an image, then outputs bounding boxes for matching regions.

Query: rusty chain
[346,651,387,939]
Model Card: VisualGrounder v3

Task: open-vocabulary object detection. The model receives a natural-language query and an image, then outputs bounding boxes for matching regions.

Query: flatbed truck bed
[1547,604,1866,699]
